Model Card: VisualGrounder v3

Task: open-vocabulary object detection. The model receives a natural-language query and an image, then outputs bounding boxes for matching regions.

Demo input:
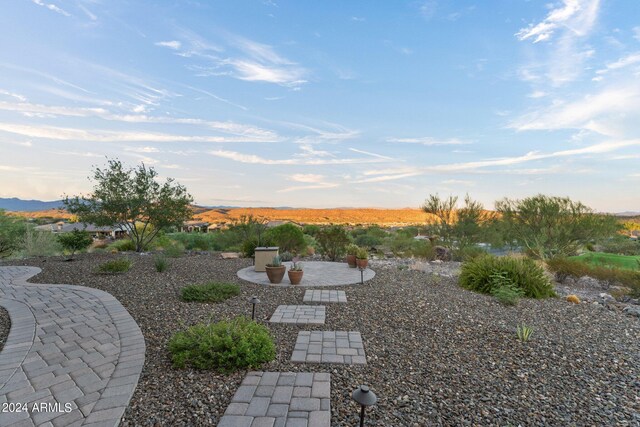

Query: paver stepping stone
[218,371,331,427]
[303,290,347,304]
[269,305,325,324]
[291,331,366,365]
[0,266,145,427]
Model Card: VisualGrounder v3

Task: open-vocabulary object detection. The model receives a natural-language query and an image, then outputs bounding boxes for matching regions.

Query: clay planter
[346,254,357,268]
[288,270,303,285]
[265,265,286,284]
[356,258,368,269]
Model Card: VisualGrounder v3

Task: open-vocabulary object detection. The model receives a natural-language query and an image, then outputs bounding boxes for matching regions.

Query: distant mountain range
[0,198,64,212]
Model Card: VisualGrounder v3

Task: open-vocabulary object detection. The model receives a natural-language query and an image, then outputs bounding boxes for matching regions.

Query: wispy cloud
[32,0,70,17]
[595,52,640,77]
[388,137,471,146]
[208,149,394,165]
[516,0,599,43]
[155,40,182,50]
[278,174,339,192]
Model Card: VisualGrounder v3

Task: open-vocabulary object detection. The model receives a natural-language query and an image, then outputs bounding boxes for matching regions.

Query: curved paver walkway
[0,266,145,427]
[237,261,375,287]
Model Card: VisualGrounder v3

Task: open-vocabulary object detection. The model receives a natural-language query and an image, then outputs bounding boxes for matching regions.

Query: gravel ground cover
[3,253,639,426]
[0,306,10,352]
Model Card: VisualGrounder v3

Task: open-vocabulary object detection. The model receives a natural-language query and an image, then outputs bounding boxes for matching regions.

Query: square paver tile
[291,331,366,365]
[303,290,347,303]
[269,306,325,324]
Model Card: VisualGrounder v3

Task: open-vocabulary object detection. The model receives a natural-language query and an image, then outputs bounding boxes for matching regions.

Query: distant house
[181,221,210,233]
[34,222,127,239]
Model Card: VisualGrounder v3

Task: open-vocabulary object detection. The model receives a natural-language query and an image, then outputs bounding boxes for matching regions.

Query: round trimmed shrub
[168,317,276,372]
[459,255,555,298]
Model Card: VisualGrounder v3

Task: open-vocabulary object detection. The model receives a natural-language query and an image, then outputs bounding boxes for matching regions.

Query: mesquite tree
[63,159,193,252]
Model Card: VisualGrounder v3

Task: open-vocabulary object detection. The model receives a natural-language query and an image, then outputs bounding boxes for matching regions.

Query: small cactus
[566,294,580,304]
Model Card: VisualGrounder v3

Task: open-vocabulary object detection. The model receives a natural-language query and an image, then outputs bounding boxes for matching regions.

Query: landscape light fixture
[352,384,377,427]
[248,296,260,320]
[358,266,365,285]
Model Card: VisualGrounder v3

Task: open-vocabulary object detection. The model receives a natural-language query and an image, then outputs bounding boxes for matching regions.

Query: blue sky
[1,0,639,211]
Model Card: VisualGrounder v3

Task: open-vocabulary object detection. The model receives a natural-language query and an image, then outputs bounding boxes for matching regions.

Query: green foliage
[453,246,487,262]
[96,257,132,273]
[516,323,533,342]
[495,194,619,260]
[459,255,555,299]
[267,255,282,267]
[264,223,306,254]
[316,225,350,261]
[547,257,640,296]
[154,254,169,272]
[279,251,294,261]
[351,226,386,247]
[600,235,640,256]
[241,238,258,258]
[109,239,137,252]
[0,210,27,258]
[346,243,359,256]
[231,215,269,255]
[409,240,436,260]
[489,272,525,305]
[422,193,486,250]
[163,241,184,258]
[302,224,321,237]
[63,159,193,252]
[356,247,369,259]
[57,230,93,260]
[168,317,276,372]
[20,227,61,258]
[180,282,241,302]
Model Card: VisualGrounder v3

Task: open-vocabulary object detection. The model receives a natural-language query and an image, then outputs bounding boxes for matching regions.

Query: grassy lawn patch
[181,282,241,302]
[570,252,640,271]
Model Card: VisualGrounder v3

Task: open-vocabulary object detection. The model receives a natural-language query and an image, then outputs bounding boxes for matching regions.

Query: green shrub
[154,254,169,272]
[316,225,350,261]
[109,239,137,252]
[181,282,241,302]
[409,240,436,260]
[20,227,61,257]
[163,242,184,258]
[96,258,132,273]
[453,246,487,262]
[168,317,276,372]
[516,323,533,342]
[489,272,525,305]
[600,236,640,256]
[547,257,640,296]
[279,251,293,261]
[242,238,258,258]
[0,210,27,258]
[264,223,306,254]
[57,230,93,260]
[459,255,555,298]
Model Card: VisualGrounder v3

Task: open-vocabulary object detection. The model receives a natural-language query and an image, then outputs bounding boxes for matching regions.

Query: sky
[1,0,639,211]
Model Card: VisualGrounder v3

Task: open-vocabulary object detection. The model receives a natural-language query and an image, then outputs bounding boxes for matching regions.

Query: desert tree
[421,193,487,250]
[495,194,619,260]
[57,229,94,260]
[63,159,193,252]
[0,210,26,258]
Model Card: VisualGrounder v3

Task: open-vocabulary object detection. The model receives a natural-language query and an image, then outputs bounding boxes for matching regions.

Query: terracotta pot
[288,269,303,285]
[265,265,286,284]
[356,258,368,269]
[346,254,357,268]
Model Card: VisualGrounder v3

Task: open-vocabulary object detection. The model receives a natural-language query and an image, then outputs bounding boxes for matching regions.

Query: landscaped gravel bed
[3,253,640,426]
[0,306,10,352]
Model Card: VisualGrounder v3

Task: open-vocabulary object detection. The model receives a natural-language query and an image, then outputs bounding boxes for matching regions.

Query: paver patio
[269,306,326,325]
[302,290,347,304]
[237,261,375,287]
[0,266,145,427]
[217,371,331,427]
[291,331,366,365]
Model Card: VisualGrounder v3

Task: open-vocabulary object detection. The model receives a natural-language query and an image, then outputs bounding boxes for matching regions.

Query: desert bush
[279,251,294,262]
[0,210,26,258]
[453,246,487,262]
[20,227,61,257]
[316,225,350,261]
[181,282,241,302]
[163,241,184,258]
[265,224,306,254]
[489,272,525,305]
[154,254,169,272]
[409,240,436,260]
[57,230,93,260]
[547,257,640,296]
[168,317,276,372]
[459,255,555,298]
[600,236,640,256]
[96,257,132,273]
[109,239,137,252]
[241,238,258,258]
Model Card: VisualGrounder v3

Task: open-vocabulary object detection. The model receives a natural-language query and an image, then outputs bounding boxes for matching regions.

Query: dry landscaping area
[3,252,639,426]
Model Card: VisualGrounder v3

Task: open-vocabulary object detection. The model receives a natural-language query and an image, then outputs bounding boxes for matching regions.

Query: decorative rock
[434,246,451,261]
[598,293,616,304]
[623,306,640,318]
[566,295,581,304]
[577,276,603,289]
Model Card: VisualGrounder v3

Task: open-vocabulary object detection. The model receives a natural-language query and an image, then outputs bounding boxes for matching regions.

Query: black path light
[248,296,260,320]
[352,384,377,426]
[358,266,365,285]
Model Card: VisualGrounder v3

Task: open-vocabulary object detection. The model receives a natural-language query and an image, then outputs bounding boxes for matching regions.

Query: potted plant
[345,244,359,268]
[356,247,369,269]
[288,259,304,285]
[265,255,286,284]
